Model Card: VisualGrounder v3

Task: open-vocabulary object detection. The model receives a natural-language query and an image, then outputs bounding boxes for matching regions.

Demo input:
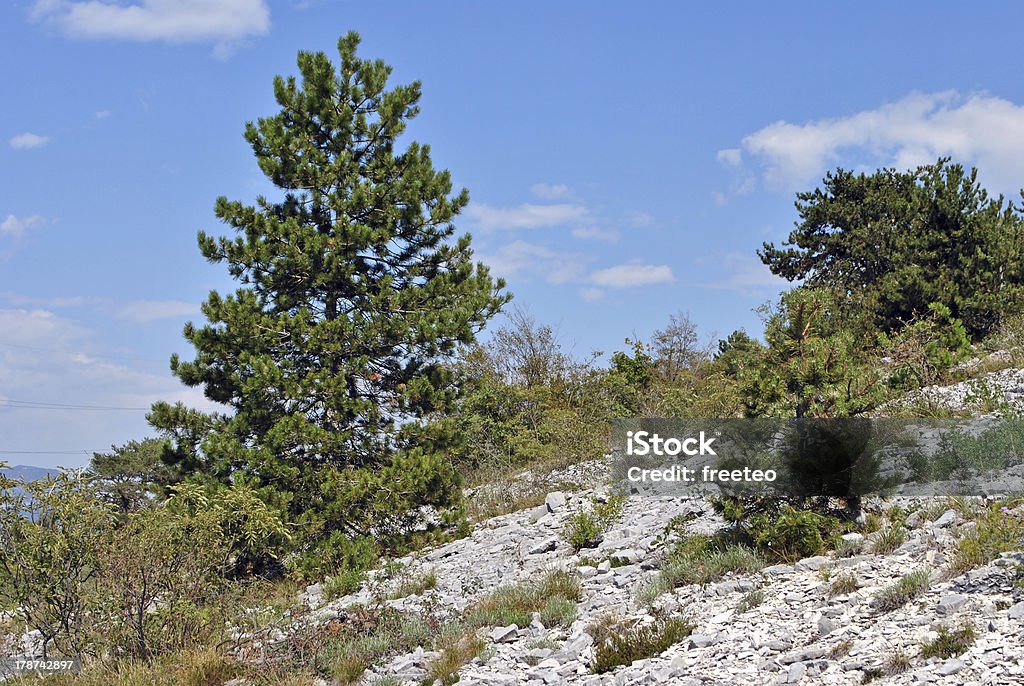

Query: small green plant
[951,502,1024,574]
[920,622,976,659]
[591,616,694,674]
[829,572,859,597]
[736,589,765,612]
[562,494,626,552]
[872,568,931,612]
[538,596,577,628]
[324,568,365,600]
[861,512,883,534]
[388,568,438,600]
[871,526,907,554]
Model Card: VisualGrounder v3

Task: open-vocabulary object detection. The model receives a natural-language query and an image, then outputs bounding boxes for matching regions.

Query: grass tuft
[920,622,976,659]
[872,568,931,612]
[591,616,694,674]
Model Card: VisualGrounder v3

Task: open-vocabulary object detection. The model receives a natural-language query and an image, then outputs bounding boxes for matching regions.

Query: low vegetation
[590,616,695,674]
[562,493,626,551]
[871,526,908,555]
[920,622,977,659]
[736,589,765,612]
[951,501,1024,574]
[872,569,932,612]
[829,572,859,597]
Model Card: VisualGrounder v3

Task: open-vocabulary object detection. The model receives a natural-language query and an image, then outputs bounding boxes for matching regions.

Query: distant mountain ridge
[0,465,58,482]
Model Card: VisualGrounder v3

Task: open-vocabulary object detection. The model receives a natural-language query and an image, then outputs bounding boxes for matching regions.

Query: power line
[0,449,99,455]
[0,340,167,364]
[0,398,150,411]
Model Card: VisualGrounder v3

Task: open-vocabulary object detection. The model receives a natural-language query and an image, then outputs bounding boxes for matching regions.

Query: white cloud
[716,148,742,167]
[9,133,49,149]
[529,183,572,200]
[478,240,585,284]
[571,226,619,244]
[115,299,198,323]
[94,109,111,119]
[625,211,656,229]
[29,0,270,46]
[591,263,674,288]
[700,253,787,296]
[731,91,1024,195]
[0,214,48,239]
[466,203,587,231]
[578,287,605,302]
[711,190,728,207]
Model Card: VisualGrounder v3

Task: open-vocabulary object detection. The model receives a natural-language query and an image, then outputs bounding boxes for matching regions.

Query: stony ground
[293,471,1024,686]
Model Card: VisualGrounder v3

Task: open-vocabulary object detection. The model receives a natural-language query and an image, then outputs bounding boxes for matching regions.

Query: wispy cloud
[29,0,270,52]
[0,215,48,239]
[466,202,587,231]
[716,148,742,166]
[9,133,49,150]
[722,91,1024,196]
[529,182,572,200]
[699,252,787,296]
[591,262,674,288]
[477,240,586,284]
[115,299,198,323]
[0,307,223,466]
[571,226,619,244]
[624,211,657,229]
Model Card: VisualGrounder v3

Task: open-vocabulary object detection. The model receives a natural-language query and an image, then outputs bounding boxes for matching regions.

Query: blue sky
[4,1,1024,468]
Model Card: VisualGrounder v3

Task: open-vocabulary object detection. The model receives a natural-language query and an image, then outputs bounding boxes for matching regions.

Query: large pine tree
[149,33,509,567]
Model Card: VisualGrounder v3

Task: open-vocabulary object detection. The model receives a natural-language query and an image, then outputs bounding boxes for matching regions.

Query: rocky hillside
[260,464,1024,686]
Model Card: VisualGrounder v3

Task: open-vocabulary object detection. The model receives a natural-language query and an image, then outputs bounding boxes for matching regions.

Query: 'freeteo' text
[625,430,716,456]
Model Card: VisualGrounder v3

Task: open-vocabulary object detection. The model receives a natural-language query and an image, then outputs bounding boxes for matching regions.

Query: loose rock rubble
[287,457,1024,686]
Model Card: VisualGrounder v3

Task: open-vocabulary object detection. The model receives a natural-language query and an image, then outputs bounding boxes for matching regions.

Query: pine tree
[758,159,1024,339]
[149,33,509,570]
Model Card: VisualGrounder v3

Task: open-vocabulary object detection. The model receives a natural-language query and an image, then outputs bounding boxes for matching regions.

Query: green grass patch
[591,616,694,674]
[951,501,1024,575]
[871,526,907,555]
[736,589,765,612]
[871,568,931,612]
[387,568,438,600]
[920,622,976,659]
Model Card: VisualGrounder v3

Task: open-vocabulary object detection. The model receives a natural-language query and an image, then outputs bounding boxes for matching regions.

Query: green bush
[0,470,114,659]
[562,494,625,552]
[746,506,842,561]
[0,470,265,663]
